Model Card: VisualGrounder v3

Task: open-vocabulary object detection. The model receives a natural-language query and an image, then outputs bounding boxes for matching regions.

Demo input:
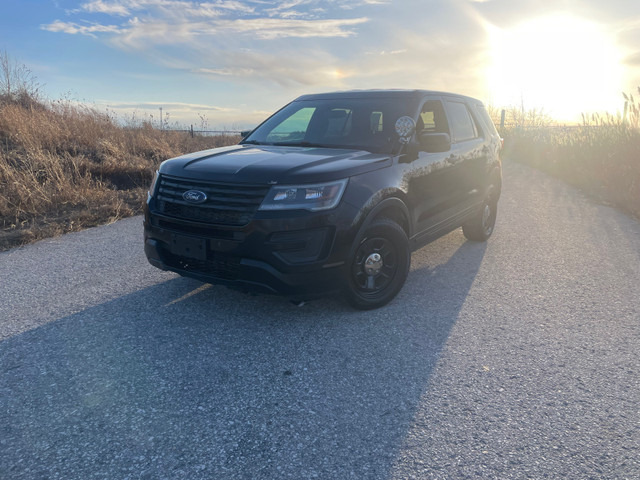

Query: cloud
[194,67,254,77]
[41,20,121,37]
[80,0,131,16]
[44,1,369,42]
[338,0,390,9]
[191,46,341,87]
[222,17,368,39]
[40,0,374,89]
[95,98,272,128]
[365,49,407,56]
[265,0,311,17]
[39,0,501,99]
[75,0,257,17]
[104,100,234,111]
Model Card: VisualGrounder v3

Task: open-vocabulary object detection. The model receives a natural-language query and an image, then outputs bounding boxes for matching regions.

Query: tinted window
[418,100,449,134]
[266,107,315,143]
[446,101,477,142]
[370,111,383,133]
[324,108,352,138]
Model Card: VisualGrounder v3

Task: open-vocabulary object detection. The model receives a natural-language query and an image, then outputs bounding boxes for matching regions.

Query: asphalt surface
[1,161,639,479]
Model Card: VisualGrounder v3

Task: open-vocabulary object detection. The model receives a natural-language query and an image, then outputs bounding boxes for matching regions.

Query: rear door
[442,97,488,210]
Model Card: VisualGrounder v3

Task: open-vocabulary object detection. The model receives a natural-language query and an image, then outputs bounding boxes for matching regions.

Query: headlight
[148,171,160,196]
[259,179,348,211]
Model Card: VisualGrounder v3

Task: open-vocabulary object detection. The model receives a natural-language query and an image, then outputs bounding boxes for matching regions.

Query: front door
[406,97,460,238]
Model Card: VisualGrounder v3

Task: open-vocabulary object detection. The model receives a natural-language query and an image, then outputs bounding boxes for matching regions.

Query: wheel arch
[489,164,502,197]
[348,196,411,260]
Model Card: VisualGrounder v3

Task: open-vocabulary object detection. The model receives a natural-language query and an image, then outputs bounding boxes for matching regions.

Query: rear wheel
[345,218,410,310]
[462,184,498,242]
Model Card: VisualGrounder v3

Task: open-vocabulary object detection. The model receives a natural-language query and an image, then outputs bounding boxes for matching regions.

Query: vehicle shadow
[0,232,487,479]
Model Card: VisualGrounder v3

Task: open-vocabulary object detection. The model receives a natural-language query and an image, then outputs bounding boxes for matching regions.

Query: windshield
[242,97,415,154]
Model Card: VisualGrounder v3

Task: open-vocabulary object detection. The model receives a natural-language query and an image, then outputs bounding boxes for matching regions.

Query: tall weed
[502,89,640,218]
[0,96,240,249]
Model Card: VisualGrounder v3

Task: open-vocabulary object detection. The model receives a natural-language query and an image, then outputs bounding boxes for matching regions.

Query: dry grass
[500,90,640,219]
[0,97,240,250]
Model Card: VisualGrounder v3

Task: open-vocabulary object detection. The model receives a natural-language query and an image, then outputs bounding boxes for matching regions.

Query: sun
[487,14,624,123]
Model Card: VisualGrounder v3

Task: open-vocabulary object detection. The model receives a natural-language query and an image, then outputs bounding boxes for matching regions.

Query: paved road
[1,162,639,479]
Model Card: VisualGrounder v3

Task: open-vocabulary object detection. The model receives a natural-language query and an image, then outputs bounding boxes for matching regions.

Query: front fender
[346,195,411,260]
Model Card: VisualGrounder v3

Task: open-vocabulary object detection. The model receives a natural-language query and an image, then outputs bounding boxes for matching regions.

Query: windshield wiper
[241,140,265,145]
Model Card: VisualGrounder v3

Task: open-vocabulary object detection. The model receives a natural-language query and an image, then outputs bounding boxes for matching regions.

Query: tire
[462,184,498,242]
[345,218,410,310]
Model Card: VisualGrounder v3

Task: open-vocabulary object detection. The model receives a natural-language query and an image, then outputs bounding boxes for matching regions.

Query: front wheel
[345,218,410,310]
[462,185,498,242]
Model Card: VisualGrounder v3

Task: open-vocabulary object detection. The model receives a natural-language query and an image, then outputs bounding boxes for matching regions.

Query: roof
[294,89,482,104]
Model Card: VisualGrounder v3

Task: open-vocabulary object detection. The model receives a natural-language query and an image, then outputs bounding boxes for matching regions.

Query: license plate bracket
[170,234,207,261]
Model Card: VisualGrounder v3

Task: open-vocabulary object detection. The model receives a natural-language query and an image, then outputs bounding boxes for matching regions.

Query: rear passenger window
[446,101,477,142]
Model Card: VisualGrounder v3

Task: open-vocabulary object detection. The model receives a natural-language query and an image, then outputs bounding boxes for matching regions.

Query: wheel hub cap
[364,253,383,276]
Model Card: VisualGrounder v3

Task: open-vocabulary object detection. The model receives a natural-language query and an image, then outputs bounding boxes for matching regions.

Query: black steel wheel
[345,218,410,310]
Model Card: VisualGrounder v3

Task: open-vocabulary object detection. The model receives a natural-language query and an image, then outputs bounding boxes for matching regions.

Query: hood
[158,144,393,184]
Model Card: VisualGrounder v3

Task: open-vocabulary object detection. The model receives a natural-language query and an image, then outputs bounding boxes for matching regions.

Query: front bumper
[143,203,359,298]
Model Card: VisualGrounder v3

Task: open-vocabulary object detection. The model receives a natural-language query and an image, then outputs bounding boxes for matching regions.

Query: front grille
[162,250,241,280]
[155,176,269,226]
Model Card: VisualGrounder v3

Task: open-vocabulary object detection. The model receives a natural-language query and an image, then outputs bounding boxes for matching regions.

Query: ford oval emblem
[182,190,207,204]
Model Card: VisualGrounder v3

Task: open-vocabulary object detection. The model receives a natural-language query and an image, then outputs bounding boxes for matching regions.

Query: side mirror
[240,130,252,139]
[419,132,451,153]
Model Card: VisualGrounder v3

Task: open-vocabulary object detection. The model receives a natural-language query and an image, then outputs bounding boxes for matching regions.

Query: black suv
[144,90,502,309]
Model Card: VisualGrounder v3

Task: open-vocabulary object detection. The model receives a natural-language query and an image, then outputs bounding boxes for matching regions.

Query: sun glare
[488,15,623,123]
[331,69,347,79]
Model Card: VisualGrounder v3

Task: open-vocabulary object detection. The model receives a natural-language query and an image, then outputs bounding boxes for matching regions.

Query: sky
[1,0,640,129]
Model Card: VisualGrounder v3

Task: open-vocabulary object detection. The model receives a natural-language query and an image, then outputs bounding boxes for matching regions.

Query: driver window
[324,108,352,138]
[418,100,449,135]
